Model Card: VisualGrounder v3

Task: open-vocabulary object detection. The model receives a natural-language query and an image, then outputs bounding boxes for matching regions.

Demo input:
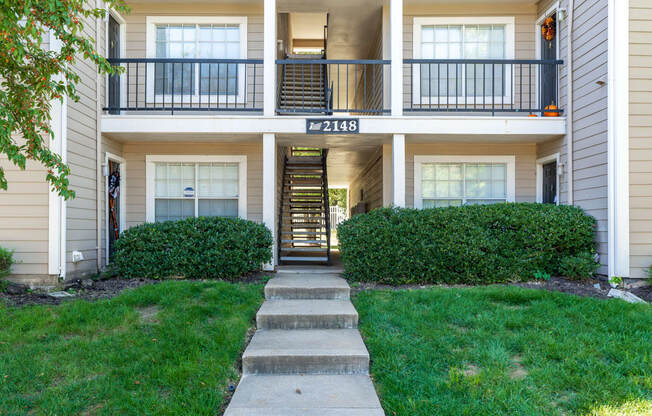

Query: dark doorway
[542,161,557,204]
[108,160,121,258]
[540,13,557,112]
[108,15,121,114]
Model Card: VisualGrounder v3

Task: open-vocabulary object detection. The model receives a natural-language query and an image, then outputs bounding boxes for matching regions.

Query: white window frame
[412,17,515,106]
[145,155,247,222]
[414,155,516,209]
[145,16,248,105]
[536,152,560,205]
[105,152,127,265]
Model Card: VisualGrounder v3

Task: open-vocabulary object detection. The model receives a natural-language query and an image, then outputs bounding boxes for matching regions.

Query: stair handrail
[321,149,331,265]
[277,150,288,264]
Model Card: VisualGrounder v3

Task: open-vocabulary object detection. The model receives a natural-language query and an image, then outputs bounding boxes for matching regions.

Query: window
[146,155,247,222]
[413,17,515,103]
[414,156,516,209]
[145,17,247,102]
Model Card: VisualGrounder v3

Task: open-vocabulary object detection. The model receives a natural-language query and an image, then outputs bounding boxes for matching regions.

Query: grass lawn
[0,281,262,415]
[355,286,652,416]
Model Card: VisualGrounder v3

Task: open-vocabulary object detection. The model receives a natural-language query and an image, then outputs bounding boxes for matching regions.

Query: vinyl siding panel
[629,0,652,279]
[65,13,102,279]
[122,142,263,227]
[405,142,537,208]
[0,156,50,279]
[349,147,384,212]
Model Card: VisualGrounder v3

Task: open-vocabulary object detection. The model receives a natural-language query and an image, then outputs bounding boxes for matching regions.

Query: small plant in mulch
[0,246,14,293]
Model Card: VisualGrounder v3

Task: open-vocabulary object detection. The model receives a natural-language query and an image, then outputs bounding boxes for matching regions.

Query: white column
[392,134,406,207]
[262,134,277,270]
[382,1,391,111]
[264,0,277,116]
[607,0,630,277]
[390,0,403,116]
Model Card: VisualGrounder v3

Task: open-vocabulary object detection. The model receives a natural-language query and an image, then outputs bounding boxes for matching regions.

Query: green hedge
[337,204,597,284]
[112,217,272,279]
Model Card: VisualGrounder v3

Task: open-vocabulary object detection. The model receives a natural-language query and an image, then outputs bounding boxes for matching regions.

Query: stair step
[224,375,384,416]
[265,274,348,300]
[242,329,367,375]
[280,247,328,253]
[287,211,324,215]
[281,239,326,244]
[257,300,357,330]
[284,216,326,220]
[281,231,328,236]
[280,256,329,263]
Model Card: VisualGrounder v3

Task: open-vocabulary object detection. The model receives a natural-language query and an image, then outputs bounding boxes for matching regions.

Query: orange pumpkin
[544,103,560,117]
[528,114,538,117]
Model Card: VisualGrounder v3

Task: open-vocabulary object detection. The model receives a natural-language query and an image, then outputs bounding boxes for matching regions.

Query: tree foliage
[0,0,127,198]
[329,188,347,209]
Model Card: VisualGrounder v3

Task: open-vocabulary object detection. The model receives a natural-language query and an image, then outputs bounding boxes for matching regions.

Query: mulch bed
[3,274,649,308]
[352,276,652,303]
[1,272,272,307]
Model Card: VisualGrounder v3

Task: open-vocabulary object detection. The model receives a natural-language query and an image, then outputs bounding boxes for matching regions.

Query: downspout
[96,3,103,272]
[566,0,574,205]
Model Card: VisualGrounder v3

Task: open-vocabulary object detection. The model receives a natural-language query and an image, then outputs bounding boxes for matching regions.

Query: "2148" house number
[306,118,360,134]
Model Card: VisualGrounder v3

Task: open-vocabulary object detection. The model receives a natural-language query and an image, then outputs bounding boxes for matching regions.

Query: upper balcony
[102,0,566,137]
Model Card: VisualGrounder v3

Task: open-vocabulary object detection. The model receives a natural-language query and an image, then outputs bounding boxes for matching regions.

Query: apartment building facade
[0,0,644,286]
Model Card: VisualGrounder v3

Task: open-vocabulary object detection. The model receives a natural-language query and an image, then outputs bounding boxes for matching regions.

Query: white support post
[264,0,277,116]
[390,0,403,116]
[262,134,277,270]
[607,0,630,277]
[392,134,406,207]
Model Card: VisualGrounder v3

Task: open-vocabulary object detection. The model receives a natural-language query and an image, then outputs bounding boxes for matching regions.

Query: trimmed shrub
[560,252,600,280]
[111,216,272,279]
[337,203,596,284]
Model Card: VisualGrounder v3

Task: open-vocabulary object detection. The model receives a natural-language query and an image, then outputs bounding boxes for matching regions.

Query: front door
[108,15,120,114]
[108,160,121,258]
[540,14,557,111]
[542,161,557,204]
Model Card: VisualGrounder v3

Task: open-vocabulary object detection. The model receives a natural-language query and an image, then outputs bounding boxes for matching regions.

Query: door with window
[542,161,557,204]
[108,15,121,114]
[540,14,557,111]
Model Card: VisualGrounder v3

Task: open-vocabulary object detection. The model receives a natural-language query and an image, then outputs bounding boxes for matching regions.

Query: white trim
[392,134,406,207]
[535,3,560,110]
[413,155,516,209]
[48,30,67,279]
[535,153,560,204]
[105,9,127,114]
[412,16,515,106]
[145,155,247,222]
[103,115,567,137]
[262,134,276,269]
[390,0,403,116]
[608,0,630,277]
[145,16,248,105]
[104,153,126,266]
[263,0,277,116]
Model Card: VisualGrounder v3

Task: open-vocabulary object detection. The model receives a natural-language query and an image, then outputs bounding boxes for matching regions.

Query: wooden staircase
[278,54,329,114]
[278,147,331,265]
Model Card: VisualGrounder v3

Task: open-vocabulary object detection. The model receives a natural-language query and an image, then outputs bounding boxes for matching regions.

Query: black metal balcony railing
[404,59,563,115]
[276,59,390,115]
[104,58,264,114]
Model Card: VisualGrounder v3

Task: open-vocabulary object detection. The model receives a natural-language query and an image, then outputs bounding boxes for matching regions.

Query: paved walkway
[224,267,384,415]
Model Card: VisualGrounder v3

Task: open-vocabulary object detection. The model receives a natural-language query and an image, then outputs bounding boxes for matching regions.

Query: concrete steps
[224,268,384,416]
[265,274,349,300]
[225,375,384,416]
[242,329,369,375]
[257,299,358,329]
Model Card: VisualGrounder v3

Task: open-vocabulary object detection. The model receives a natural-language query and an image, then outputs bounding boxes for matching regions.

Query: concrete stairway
[224,270,384,416]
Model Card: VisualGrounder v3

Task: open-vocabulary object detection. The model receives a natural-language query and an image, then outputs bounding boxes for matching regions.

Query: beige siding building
[0,0,645,286]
